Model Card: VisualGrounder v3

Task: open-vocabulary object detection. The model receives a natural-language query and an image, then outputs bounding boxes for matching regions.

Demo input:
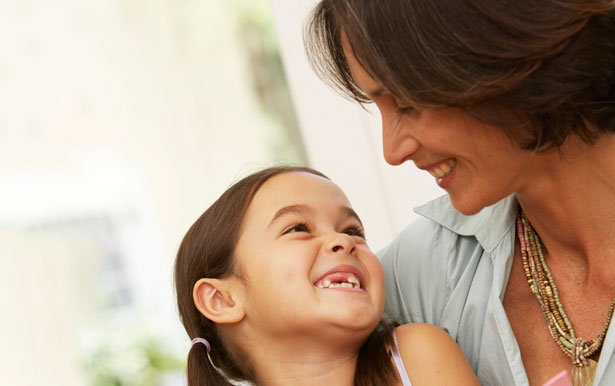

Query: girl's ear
[193,278,246,324]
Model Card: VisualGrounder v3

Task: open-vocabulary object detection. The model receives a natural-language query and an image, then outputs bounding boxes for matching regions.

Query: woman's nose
[327,232,356,255]
[381,113,420,166]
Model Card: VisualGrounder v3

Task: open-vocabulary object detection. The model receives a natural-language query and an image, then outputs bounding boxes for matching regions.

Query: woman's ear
[193,278,246,324]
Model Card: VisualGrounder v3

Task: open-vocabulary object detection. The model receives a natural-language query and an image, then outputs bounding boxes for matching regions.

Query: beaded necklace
[516,209,615,386]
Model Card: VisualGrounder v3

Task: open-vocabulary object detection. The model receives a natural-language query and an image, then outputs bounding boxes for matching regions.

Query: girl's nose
[327,232,356,255]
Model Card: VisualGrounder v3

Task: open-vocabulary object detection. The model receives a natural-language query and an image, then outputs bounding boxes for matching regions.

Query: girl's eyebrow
[267,204,363,228]
[268,205,312,228]
[343,207,363,227]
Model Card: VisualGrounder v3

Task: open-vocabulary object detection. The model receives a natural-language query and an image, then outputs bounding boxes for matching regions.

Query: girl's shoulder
[394,323,455,348]
[393,324,479,386]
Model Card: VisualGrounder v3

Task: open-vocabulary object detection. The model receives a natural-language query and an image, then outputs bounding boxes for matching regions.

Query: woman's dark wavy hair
[305,0,615,150]
[174,165,397,386]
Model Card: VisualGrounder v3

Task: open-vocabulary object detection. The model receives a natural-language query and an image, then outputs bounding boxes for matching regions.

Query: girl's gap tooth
[315,280,362,289]
[314,273,364,289]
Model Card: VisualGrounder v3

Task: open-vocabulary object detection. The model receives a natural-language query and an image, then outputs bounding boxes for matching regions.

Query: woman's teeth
[428,159,457,179]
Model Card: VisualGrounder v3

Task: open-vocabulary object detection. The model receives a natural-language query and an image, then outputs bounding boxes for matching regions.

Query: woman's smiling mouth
[427,159,457,181]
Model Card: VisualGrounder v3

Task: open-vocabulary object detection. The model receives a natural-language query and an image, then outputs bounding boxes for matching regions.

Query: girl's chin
[322,310,381,332]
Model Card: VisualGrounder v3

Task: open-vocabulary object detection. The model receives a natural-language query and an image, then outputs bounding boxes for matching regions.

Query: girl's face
[342,40,540,215]
[233,171,384,343]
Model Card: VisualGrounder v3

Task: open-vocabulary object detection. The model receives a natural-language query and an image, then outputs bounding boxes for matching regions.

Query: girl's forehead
[260,172,341,199]
[246,172,350,220]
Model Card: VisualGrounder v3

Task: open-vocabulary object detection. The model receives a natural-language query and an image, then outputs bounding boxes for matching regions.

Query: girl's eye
[284,223,309,234]
[344,225,366,239]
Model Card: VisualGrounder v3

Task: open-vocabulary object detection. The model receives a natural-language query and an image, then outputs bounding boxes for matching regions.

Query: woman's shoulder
[394,324,479,386]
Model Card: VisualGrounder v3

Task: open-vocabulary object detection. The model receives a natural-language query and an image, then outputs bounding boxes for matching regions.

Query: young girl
[174,166,478,386]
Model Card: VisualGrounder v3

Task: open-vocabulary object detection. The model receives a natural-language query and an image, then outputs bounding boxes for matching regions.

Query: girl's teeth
[315,274,362,289]
[329,282,356,288]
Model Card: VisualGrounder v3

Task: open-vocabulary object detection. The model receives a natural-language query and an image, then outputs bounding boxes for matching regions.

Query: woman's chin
[449,194,491,216]
[451,197,484,216]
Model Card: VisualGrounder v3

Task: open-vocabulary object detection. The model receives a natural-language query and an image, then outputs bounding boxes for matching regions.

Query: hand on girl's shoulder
[394,324,479,386]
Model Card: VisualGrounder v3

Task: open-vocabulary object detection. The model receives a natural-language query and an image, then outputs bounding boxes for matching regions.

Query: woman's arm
[395,323,479,386]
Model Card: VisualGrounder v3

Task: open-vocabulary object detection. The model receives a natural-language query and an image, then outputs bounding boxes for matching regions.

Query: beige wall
[0,231,100,386]
[0,1,299,385]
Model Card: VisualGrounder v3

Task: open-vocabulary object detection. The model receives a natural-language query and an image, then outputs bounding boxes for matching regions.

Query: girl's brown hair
[174,166,397,386]
[305,0,615,150]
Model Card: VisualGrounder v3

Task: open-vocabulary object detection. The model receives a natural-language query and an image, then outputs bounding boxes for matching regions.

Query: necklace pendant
[571,358,598,386]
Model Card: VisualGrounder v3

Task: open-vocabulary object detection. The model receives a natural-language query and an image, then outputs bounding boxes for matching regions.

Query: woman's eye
[393,96,415,116]
[344,226,366,239]
[284,223,309,234]
[397,106,414,116]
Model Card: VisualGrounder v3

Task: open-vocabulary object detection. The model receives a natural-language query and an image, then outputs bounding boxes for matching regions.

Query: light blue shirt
[379,194,615,386]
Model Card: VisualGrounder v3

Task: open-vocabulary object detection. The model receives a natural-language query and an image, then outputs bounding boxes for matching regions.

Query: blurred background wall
[0,0,442,385]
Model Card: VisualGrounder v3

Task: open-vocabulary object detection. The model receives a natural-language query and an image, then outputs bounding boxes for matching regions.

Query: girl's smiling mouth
[314,266,364,290]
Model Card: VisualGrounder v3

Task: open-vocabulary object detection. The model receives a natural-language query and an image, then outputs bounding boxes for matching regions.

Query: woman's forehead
[340,32,383,100]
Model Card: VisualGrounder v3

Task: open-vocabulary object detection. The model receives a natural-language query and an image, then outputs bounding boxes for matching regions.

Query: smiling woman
[303,1,615,385]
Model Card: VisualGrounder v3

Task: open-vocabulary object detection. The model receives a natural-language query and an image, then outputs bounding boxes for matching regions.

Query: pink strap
[191,337,211,352]
[542,371,572,386]
[391,329,413,386]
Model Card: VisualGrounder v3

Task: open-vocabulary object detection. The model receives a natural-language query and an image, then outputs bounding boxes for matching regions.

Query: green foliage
[82,318,184,386]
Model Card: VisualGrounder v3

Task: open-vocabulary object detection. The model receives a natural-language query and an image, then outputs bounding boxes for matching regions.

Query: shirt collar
[414,194,518,253]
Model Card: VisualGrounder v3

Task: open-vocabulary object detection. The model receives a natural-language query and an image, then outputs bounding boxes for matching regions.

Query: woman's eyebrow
[267,204,312,228]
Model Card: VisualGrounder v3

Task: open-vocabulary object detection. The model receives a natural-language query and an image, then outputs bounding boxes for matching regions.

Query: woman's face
[233,171,384,344]
[342,41,539,215]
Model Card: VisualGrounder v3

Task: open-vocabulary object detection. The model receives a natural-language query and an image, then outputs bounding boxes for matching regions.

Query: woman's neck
[516,134,615,282]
